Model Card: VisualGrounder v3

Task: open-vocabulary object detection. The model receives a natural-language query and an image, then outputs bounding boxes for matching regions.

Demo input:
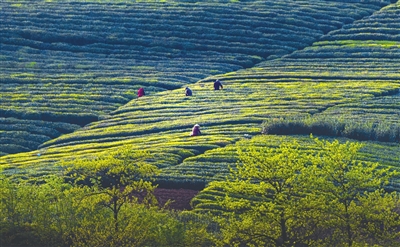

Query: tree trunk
[113,197,118,233]
[280,211,288,247]
[344,204,352,247]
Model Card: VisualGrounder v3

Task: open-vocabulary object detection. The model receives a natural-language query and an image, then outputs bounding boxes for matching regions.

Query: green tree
[0,174,84,247]
[212,139,312,247]
[306,138,400,247]
[0,174,20,228]
[0,148,213,247]
[64,146,213,247]
[212,137,400,247]
[64,146,159,234]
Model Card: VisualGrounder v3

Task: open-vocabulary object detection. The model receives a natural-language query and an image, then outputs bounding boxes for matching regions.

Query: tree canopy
[209,137,400,247]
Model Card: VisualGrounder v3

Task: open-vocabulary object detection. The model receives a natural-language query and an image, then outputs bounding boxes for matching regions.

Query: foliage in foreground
[0,146,212,247]
[208,137,400,247]
[2,139,400,246]
[0,176,211,247]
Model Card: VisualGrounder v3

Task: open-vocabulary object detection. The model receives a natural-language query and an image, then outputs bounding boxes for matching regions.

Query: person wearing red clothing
[137,87,145,98]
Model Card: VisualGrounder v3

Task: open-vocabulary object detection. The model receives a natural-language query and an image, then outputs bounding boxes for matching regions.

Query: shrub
[261,116,400,143]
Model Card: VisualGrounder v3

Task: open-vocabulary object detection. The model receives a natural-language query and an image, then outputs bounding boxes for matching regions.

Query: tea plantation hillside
[0,0,391,155]
[1,1,399,191]
[242,0,400,140]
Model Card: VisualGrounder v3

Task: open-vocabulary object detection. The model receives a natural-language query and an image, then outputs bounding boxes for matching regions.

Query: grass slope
[0,0,390,154]
[1,1,399,194]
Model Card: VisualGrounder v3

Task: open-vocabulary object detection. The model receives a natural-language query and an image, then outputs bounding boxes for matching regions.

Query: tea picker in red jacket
[137,87,145,98]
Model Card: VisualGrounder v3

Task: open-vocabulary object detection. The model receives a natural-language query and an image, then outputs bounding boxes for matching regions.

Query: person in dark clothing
[185,87,192,96]
[137,87,145,98]
[190,124,201,136]
[214,79,223,90]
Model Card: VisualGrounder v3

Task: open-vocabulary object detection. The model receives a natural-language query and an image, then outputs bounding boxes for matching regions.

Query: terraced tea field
[1,0,399,203]
[0,0,390,154]
[0,118,79,156]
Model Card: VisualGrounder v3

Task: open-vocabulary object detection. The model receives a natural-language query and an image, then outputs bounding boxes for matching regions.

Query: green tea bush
[0,144,30,155]
[262,116,400,143]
